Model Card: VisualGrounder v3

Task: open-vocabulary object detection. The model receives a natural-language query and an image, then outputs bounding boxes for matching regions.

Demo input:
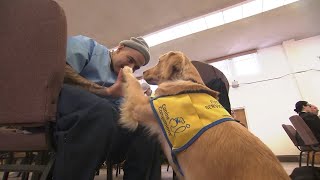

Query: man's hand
[105,69,123,98]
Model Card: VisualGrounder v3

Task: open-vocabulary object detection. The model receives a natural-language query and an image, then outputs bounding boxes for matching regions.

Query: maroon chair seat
[0,130,47,152]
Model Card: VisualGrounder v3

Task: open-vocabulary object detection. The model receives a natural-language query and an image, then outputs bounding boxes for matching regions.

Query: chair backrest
[191,61,231,113]
[282,124,299,146]
[191,61,229,92]
[289,115,319,146]
[0,0,67,126]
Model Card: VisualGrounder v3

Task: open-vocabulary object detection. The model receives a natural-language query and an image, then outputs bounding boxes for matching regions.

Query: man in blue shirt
[54,36,161,180]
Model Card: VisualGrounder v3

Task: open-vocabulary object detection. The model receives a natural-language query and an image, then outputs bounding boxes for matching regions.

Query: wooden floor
[94,162,299,180]
[0,162,301,180]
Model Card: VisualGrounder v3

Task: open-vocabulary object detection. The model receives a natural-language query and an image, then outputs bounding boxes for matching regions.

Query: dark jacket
[191,61,231,114]
[299,112,320,142]
[205,78,231,114]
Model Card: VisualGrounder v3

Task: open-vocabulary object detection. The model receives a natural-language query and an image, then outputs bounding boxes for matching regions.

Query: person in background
[54,35,161,180]
[310,104,319,116]
[294,101,320,142]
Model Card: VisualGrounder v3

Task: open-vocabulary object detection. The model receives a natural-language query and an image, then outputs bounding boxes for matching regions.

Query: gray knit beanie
[120,37,150,65]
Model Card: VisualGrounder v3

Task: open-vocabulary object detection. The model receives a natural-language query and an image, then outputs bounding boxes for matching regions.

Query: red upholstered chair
[0,0,67,179]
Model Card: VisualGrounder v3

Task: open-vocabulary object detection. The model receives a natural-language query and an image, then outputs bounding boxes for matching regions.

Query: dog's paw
[123,66,133,74]
[121,66,133,83]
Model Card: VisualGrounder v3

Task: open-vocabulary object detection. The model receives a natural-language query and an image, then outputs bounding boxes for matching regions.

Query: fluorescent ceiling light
[204,12,224,28]
[242,0,263,18]
[144,23,192,46]
[187,18,208,33]
[223,5,243,23]
[156,28,176,43]
[283,0,298,5]
[262,0,284,12]
[144,33,162,47]
[170,23,192,39]
[142,0,300,47]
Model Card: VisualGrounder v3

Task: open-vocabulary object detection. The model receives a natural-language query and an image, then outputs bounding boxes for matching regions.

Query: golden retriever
[120,51,289,180]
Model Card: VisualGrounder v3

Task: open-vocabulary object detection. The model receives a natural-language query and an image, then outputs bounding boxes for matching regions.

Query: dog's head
[143,51,204,85]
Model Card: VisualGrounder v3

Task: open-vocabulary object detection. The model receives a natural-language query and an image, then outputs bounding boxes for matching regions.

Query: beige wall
[228,35,320,155]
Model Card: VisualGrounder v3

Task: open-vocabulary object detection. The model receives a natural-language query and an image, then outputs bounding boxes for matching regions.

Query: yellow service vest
[151,92,234,176]
[150,92,233,153]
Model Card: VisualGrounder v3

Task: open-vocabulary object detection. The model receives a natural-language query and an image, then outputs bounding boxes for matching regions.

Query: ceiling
[55,0,320,77]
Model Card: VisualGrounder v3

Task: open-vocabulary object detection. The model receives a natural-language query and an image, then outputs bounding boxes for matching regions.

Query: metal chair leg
[39,154,55,180]
[312,151,316,167]
[173,171,177,180]
[2,152,14,180]
[31,152,46,180]
[306,152,310,167]
[115,164,120,177]
[96,169,100,175]
[22,152,37,180]
[299,151,302,167]
[107,161,112,180]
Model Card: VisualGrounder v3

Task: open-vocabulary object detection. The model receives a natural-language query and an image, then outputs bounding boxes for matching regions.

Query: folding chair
[0,0,67,179]
[289,115,320,167]
[282,124,313,167]
[191,61,231,114]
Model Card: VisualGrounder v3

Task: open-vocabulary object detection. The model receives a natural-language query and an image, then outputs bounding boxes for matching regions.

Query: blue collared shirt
[66,35,121,106]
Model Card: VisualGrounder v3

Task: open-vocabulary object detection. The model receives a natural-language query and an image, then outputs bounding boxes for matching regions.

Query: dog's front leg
[121,66,144,98]
[120,66,153,130]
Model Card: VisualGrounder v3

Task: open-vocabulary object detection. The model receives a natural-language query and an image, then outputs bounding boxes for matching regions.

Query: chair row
[282,115,320,167]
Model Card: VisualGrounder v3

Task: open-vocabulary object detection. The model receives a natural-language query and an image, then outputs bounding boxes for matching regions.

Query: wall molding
[277,155,299,162]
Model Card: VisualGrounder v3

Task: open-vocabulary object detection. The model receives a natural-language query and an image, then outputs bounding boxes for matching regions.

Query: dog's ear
[162,51,186,80]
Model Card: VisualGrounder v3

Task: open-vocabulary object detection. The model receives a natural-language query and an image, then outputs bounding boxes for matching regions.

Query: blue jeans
[53,84,161,180]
